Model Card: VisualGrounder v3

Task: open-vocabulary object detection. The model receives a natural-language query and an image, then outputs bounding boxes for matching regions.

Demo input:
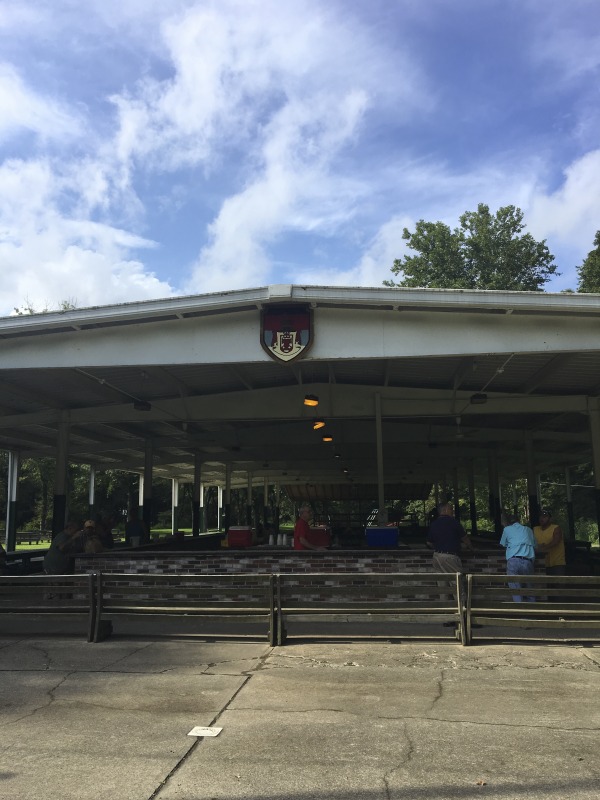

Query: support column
[487,449,501,536]
[467,459,477,536]
[565,465,574,541]
[138,475,144,518]
[51,416,69,535]
[263,478,270,531]
[525,436,539,530]
[274,483,280,533]
[142,440,153,542]
[88,466,96,522]
[588,404,600,537]
[192,453,201,537]
[217,486,223,531]
[224,464,232,532]
[452,466,460,520]
[171,478,179,536]
[375,393,386,525]
[5,451,20,551]
[246,472,253,527]
[200,482,206,534]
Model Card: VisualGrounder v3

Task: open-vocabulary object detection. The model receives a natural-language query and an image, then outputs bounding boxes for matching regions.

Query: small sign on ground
[187,726,223,737]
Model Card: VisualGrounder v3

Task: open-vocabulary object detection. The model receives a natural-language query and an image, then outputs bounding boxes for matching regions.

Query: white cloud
[0,63,84,144]
[528,151,600,245]
[184,88,369,293]
[529,0,600,80]
[0,158,172,316]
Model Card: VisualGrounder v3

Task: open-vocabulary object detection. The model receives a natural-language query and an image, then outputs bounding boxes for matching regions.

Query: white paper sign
[187,726,223,737]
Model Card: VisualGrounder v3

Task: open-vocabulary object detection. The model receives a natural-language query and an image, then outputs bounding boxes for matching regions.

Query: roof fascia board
[1,285,600,338]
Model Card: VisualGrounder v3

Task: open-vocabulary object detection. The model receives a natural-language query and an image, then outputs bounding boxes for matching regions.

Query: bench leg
[94,619,113,642]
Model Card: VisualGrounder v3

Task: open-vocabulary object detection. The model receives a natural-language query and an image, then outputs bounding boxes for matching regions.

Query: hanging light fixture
[470,393,488,405]
[303,394,319,407]
[322,434,333,442]
[313,418,326,430]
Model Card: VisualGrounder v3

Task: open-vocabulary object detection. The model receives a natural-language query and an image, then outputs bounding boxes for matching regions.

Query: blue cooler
[365,526,399,548]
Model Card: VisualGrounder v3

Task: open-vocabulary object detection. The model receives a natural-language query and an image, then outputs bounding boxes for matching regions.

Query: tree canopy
[577,230,600,293]
[385,203,558,291]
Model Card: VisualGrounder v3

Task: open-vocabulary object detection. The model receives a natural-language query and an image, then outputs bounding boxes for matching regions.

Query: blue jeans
[507,557,535,602]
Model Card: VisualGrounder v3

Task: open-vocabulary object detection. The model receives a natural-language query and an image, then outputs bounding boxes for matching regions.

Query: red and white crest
[261,305,313,362]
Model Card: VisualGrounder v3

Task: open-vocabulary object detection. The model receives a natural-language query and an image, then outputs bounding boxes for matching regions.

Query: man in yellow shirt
[533,509,566,576]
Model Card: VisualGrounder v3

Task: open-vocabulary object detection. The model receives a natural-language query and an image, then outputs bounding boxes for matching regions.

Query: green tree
[385,203,558,290]
[577,230,600,293]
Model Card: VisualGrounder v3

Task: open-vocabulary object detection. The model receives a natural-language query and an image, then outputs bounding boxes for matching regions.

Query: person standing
[125,507,148,546]
[533,509,566,575]
[426,501,472,573]
[293,505,327,551]
[500,511,536,602]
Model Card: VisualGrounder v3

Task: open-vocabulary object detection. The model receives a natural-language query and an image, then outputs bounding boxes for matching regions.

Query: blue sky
[1,0,599,315]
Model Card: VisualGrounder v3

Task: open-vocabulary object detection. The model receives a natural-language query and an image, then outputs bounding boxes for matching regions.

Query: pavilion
[2,284,600,550]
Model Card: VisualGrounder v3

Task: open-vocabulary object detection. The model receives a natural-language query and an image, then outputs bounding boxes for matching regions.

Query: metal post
[138,474,144,518]
[247,472,253,527]
[452,466,460,520]
[142,440,153,542]
[565,465,574,541]
[171,478,179,536]
[192,453,201,537]
[274,482,280,533]
[5,451,20,551]
[217,485,223,530]
[588,404,600,539]
[200,482,206,534]
[525,436,539,530]
[375,393,386,525]
[467,460,478,536]
[224,464,232,532]
[487,449,501,536]
[263,477,269,531]
[51,415,69,535]
[88,466,96,522]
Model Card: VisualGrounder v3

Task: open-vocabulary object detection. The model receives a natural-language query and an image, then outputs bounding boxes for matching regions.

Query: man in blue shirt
[500,511,537,602]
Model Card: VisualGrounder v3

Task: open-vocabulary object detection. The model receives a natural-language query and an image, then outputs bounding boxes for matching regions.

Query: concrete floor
[1,632,599,800]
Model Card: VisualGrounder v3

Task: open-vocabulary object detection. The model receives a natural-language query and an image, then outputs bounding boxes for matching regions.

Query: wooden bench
[0,574,96,641]
[94,572,276,644]
[15,531,51,546]
[276,572,466,645]
[465,574,600,645]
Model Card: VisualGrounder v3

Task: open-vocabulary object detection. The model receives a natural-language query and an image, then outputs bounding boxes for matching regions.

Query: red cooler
[309,527,331,548]
[227,526,253,548]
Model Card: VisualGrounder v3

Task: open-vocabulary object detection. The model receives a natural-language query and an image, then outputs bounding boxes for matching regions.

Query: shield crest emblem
[261,305,313,362]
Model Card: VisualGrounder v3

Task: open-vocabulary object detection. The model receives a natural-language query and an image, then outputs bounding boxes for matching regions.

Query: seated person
[43,521,85,574]
[81,520,104,554]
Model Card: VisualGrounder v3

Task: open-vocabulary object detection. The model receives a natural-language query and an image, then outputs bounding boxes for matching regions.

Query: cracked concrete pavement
[1,636,599,799]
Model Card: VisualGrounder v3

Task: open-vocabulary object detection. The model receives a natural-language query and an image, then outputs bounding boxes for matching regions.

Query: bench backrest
[467,574,600,608]
[96,572,275,610]
[277,572,462,609]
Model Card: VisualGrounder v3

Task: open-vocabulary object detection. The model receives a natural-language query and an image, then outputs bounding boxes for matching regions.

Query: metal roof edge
[1,284,600,337]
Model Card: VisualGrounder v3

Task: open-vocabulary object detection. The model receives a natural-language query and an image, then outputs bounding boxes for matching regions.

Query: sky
[0,0,599,315]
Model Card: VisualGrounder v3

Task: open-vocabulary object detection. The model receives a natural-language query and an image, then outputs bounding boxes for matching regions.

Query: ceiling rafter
[518,354,573,395]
